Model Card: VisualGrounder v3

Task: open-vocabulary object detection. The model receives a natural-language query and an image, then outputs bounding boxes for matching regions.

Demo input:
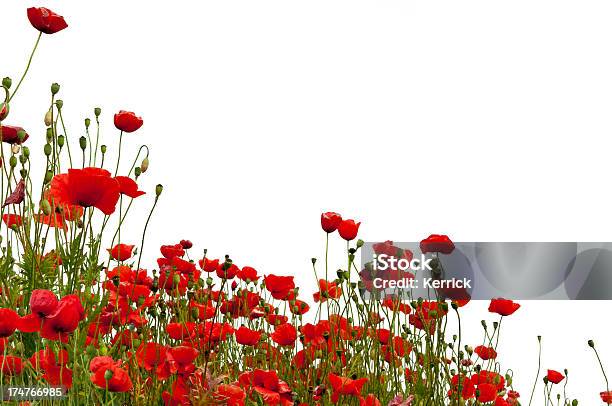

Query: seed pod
[155,184,163,197]
[9,156,17,167]
[51,83,60,95]
[44,144,52,156]
[94,107,101,117]
[84,118,90,129]
[100,145,107,154]
[79,136,87,150]
[55,100,63,109]
[46,128,53,143]
[57,135,65,148]
[19,154,27,164]
[2,77,11,89]
[19,169,27,178]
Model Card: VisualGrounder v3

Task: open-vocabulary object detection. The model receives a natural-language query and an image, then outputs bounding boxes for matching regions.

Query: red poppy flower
[114,110,143,133]
[360,394,382,406]
[217,263,239,279]
[107,244,135,261]
[236,326,262,346]
[420,234,455,254]
[546,369,564,384]
[89,356,133,392]
[2,214,23,228]
[488,298,521,316]
[338,219,360,241]
[30,347,72,388]
[0,125,29,144]
[136,342,171,379]
[237,369,293,406]
[264,275,295,300]
[470,370,505,391]
[313,279,342,302]
[199,257,219,272]
[115,176,145,198]
[328,373,368,403]
[601,391,612,404]
[161,244,185,259]
[216,384,246,406]
[476,383,497,402]
[0,355,24,375]
[27,7,67,34]
[449,374,476,400]
[0,308,18,337]
[474,345,497,360]
[238,266,259,282]
[321,212,342,233]
[40,294,85,342]
[29,289,58,317]
[271,323,297,347]
[49,168,121,215]
[168,346,199,374]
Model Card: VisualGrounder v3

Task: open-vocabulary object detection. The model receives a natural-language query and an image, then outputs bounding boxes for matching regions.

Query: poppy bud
[46,128,53,142]
[85,118,91,129]
[155,184,163,197]
[19,154,27,164]
[206,277,213,286]
[57,135,65,148]
[141,157,149,173]
[2,77,11,89]
[51,83,60,95]
[79,136,87,150]
[0,102,9,121]
[44,109,53,126]
[356,239,364,248]
[44,170,53,183]
[588,339,595,348]
[134,167,141,178]
[55,100,63,109]
[44,144,52,156]
[9,156,17,168]
[11,144,20,155]
[94,107,101,117]
[20,169,27,178]
[572,400,578,406]
[39,199,51,215]
[100,145,107,154]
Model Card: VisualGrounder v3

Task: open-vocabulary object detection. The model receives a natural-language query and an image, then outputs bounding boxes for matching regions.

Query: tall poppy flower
[27,7,68,34]
[237,369,293,406]
[488,298,520,317]
[40,295,86,342]
[216,384,246,406]
[264,275,295,300]
[313,279,342,302]
[49,167,121,215]
[338,219,360,241]
[0,125,29,144]
[29,289,59,317]
[601,391,612,404]
[114,110,143,133]
[546,369,564,384]
[236,326,262,346]
[115,176,146,198]
[237,266,259,282]
[328,373,368,403]
[420,234,455,254]
[107,244,135,261]
[271,323,297,347]
[0,308,18,337]
[474,345,497,360]
[321,212,342,233]
[89,356,133,392]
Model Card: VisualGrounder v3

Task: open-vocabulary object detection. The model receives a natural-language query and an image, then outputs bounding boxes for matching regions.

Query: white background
[3,1,612,402]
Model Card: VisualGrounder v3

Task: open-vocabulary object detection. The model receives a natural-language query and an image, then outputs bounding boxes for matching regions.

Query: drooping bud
[79,136,87,150]
[44,109,53,126]
[2,77,11,89]
[41,199,52,215]
[140,157,149,173]
[51,83,60,95]
[155,184,163,197]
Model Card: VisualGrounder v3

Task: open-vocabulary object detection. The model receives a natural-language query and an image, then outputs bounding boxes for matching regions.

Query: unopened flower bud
[0,102,9,121]
[356,239,364,248]
[44,144,52,156]
[51,83,60,95]
[57,135,65,148]
[22,147,30,158]
[134,167,141,178]
[9,156,17,168]
[140,157,149,173]
[100,145,107,154]
[19,169,27,178]
[44,109,53,126]
[41,199,52,215]
[46,128,53,142]
[155,184,163,197]
[94,107,101,117]
[588,339,595,348]
[2,77,11,89]
[79,136,87,150]
[19,154,27,164]
[11,144,20,155]
[44,170,53,183]
[55,100,63,109]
